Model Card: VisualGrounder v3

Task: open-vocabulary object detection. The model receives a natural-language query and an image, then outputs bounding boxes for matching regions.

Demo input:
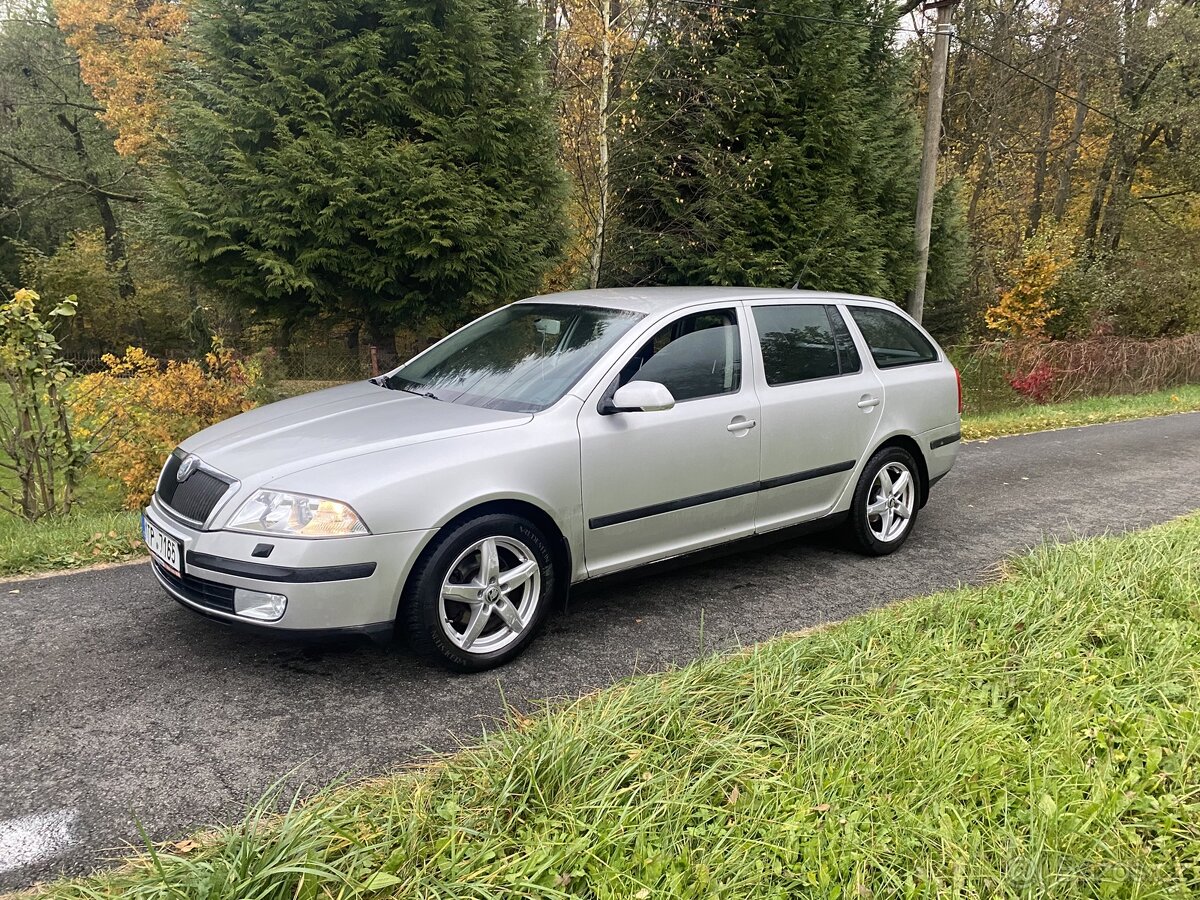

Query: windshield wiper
[375,376,440,401]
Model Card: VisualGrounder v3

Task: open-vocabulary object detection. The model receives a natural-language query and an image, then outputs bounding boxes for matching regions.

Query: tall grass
[0,507,141,576]
[30,514,1200,899]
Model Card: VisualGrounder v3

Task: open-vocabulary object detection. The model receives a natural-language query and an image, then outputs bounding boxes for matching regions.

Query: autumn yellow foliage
[985,242,1068,338]
[70,344,258,508]
[56,0,188,159]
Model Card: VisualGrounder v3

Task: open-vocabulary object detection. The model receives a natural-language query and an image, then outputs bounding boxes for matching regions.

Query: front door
[578,305,761,577]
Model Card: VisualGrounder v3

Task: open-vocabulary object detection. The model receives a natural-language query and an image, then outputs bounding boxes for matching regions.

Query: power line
[653,0,1135,131]
[954,33,1132,129]
[669,0,926,34]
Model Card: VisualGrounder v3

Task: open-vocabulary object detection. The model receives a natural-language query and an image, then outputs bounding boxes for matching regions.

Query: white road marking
[0,808,79,874]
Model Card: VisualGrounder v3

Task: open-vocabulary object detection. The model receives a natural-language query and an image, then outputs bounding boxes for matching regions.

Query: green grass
[0,462,142,577]
[0,503,141,577]
[24,514,1200,899]
[0,381,142,576]
[962,384,1200,440]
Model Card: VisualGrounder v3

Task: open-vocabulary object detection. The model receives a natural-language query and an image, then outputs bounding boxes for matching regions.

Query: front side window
[386,303,643,412]
[752,304,841,385]
[617,308,741,402]
[848,306,938,369]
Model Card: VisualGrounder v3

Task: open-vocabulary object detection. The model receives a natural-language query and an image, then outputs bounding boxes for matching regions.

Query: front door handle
[857,395,881,410]
[727,417,757,432]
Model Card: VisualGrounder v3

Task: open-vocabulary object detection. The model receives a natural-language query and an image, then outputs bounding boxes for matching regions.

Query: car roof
[520,286,899,316]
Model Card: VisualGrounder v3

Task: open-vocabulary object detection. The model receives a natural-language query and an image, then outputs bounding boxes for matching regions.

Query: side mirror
[611,380,675,413]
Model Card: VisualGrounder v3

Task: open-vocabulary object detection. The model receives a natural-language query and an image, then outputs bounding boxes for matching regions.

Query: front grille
[156,452,231,523]
[152,558,236,613]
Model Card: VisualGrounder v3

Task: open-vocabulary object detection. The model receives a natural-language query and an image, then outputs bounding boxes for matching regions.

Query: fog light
[234,588,287,621]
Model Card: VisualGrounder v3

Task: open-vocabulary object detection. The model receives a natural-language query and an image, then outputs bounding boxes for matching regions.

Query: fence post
[369,345,379,377]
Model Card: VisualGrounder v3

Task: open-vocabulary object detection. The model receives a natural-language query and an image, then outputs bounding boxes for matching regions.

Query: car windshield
[383,303,644,412]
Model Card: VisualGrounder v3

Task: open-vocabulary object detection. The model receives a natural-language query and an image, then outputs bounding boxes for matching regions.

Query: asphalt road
[2,412,1199,889]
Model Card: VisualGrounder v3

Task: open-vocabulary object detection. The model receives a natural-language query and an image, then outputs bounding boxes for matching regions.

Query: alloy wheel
[866,461,915,543]
[438,536,541,654]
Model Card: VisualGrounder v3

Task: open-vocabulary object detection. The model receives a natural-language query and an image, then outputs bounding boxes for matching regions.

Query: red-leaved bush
[1008,363,1056,403]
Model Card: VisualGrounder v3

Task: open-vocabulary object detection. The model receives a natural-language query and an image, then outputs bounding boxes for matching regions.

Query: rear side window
[754,305,838,385]
[848,306,938,368]
[753,304,863,385]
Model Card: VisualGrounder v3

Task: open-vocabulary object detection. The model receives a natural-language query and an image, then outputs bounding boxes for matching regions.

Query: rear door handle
[727,418,757,432]
[857,395,881,410]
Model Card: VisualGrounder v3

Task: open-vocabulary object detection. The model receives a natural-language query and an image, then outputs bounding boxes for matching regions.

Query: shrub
[16,230,203,355]
[998,334,1200,403]
[243,347,286,404]
[71,344,258,508]
[1007,362,1056,404]
[985,240,1067,338]
[0,289,90,520]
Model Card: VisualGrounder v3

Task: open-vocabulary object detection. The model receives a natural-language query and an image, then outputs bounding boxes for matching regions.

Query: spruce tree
[155,0,566,361]
[603,0,934,301]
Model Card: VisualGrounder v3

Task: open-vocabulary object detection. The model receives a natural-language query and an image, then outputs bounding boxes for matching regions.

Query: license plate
[143,515,183,576]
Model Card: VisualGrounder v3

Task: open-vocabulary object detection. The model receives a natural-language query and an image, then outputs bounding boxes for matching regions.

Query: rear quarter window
[848,306,938,369]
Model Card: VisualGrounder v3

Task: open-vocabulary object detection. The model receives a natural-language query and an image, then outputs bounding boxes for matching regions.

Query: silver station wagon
[143,288,961,670]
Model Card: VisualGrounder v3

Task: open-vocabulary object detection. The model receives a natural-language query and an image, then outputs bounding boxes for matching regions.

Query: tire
[400,513,557,671]
[846,446,921,556]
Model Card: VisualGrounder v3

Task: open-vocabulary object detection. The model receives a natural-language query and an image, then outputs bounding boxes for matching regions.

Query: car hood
[180,380,531,483]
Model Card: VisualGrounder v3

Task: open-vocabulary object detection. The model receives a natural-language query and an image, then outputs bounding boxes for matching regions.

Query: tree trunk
[1100,146,1137,253]
[1083,136,1118,254]
[56,112,137,305]
[588,0,613,289]
[1026,5,1067,238]
[1052,69,1088,221]
[967,147,992,230]
[366,317,399,372]
[1099,124,1162,254]
[277,318,296,374]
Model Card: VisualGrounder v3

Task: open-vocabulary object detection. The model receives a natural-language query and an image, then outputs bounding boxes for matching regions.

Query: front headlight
[227,490,369,538]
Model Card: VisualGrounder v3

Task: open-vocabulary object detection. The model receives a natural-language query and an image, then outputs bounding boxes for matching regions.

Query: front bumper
[144,501,433,634]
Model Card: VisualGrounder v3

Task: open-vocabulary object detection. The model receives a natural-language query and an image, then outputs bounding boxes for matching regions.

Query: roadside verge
[962,384,1200,440]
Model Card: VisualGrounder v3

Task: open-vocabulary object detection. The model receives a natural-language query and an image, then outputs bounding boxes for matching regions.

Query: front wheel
[400,513,557,671]
[846,447,920,556]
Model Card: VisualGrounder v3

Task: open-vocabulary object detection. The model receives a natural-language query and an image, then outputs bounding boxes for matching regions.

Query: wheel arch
[869,433,931,507]
[400,498,572,608]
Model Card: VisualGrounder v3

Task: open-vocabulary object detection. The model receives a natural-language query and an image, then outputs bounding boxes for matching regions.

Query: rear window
[847,306,938,368]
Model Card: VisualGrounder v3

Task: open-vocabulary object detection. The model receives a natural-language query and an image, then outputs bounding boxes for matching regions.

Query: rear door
[750,302,884,532]
[578,304,761,577]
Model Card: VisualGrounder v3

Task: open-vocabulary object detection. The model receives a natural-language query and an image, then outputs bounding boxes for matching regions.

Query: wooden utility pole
[908,0,957,324]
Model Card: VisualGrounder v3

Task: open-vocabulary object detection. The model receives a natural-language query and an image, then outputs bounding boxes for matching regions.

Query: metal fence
[271,346,374,381]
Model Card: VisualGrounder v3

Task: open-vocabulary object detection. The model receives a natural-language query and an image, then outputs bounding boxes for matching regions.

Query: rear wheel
[847,446,920,556]
[400,513,556,671]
